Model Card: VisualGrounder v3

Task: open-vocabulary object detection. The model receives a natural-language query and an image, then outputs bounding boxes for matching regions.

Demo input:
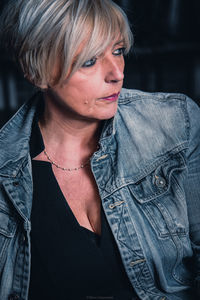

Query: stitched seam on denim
[0,156,29,178]
[117,205,143,256]
[100,149,187,201]
[124,146,187,184]
[153,201,187,283]
[172,235,193,285]
[0,238,10,270]
[183,95,191,143]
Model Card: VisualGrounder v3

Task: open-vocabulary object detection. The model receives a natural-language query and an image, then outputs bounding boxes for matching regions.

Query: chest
[52,165,102,234]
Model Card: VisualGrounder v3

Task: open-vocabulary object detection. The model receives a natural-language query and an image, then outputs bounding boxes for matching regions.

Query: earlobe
[35,82,49,90]
[38,84,48,90]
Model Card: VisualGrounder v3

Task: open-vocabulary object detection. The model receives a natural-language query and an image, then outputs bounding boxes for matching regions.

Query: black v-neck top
[28,117,138,300]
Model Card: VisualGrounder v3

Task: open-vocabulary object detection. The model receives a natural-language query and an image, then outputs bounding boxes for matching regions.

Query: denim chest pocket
[0,206,17,269]
[128,151,187,237]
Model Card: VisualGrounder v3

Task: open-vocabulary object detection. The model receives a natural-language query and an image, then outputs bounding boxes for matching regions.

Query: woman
[0,0,200,299]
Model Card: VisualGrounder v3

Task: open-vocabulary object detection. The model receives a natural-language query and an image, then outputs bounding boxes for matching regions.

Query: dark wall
[0,0,200,127]
[116,0,200,102]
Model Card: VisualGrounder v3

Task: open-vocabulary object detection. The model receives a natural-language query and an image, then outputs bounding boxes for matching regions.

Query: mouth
[100,92,120,102]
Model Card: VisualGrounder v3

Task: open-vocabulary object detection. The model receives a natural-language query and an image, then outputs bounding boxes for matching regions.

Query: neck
[38,93,102,165]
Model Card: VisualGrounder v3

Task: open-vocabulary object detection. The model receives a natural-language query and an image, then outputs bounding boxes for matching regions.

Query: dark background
[0,0,200,127]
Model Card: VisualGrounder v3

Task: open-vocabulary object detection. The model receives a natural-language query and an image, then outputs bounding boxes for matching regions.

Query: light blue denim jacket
[0,88,200,300]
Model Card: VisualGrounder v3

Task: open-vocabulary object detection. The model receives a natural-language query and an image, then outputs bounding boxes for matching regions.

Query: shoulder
[116,88,200,156]
[118,88,200,133]
[118,87,194,109]
[0,92,42,176]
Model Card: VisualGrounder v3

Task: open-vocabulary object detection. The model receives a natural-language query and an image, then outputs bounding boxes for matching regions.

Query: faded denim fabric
[0,88,200,300]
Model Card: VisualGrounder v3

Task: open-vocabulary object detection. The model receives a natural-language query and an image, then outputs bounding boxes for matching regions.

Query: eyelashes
[81,47,126,68]
[82,57,97,68]
[112,47,126,56]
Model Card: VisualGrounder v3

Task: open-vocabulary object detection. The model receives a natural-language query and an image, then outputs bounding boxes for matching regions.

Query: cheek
[75,79,103,103]
[57,83,99,110]
[56,71,103,106]
[72,85,99,105]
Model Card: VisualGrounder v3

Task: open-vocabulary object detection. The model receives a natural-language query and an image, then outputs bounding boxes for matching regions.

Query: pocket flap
[0,208,16,238]
[129,152,186,203]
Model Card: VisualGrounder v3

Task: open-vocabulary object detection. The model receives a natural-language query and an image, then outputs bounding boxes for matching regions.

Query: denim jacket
[0,88,200,300]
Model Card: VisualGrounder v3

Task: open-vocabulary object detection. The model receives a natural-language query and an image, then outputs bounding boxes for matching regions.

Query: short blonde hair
[1,0,133,87]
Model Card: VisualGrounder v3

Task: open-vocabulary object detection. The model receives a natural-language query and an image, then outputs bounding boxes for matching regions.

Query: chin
[95,107,118,120]
[102,101,118,117]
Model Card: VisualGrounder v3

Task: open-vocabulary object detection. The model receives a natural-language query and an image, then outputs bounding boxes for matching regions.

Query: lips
[101,92,120,101]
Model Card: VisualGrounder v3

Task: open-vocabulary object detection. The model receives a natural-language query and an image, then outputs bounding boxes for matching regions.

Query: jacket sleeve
[184,96,200,294]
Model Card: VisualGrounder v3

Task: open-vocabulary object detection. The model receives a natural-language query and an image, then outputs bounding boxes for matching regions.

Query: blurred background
[0,0,200,127]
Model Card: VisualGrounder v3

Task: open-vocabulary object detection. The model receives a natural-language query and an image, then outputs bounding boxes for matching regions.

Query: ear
[32,81,48,90]
[37,84,48,90]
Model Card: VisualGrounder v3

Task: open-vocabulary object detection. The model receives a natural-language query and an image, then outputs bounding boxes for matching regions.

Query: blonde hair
[1,0,133,87]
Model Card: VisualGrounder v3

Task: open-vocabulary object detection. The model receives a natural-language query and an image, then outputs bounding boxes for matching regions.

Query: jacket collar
[0,93,42,178]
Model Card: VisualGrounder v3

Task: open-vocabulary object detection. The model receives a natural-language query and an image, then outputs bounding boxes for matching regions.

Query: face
[46,38,125,121]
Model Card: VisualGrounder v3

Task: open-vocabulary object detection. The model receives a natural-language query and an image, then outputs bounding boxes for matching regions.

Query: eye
[113,47,126,56]
[82,57,97,68]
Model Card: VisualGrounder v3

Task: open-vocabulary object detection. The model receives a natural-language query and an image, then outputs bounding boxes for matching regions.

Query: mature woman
[0,0,200,300]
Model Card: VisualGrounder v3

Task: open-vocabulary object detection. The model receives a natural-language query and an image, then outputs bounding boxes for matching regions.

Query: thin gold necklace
[43,149,90,171]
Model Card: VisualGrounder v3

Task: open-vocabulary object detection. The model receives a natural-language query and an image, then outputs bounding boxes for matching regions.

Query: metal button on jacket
[155,175,166,188]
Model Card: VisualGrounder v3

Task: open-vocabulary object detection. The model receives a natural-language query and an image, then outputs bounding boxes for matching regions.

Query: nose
[104,57,124,83]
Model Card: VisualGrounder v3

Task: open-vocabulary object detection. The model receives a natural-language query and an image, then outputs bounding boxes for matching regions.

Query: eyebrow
[113,39,125,47]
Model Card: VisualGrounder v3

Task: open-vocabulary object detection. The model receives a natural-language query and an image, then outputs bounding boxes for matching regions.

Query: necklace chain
[43,150,90,171]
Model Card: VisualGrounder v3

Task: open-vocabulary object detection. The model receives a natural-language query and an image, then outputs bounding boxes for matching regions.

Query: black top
[28,117,138,300]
